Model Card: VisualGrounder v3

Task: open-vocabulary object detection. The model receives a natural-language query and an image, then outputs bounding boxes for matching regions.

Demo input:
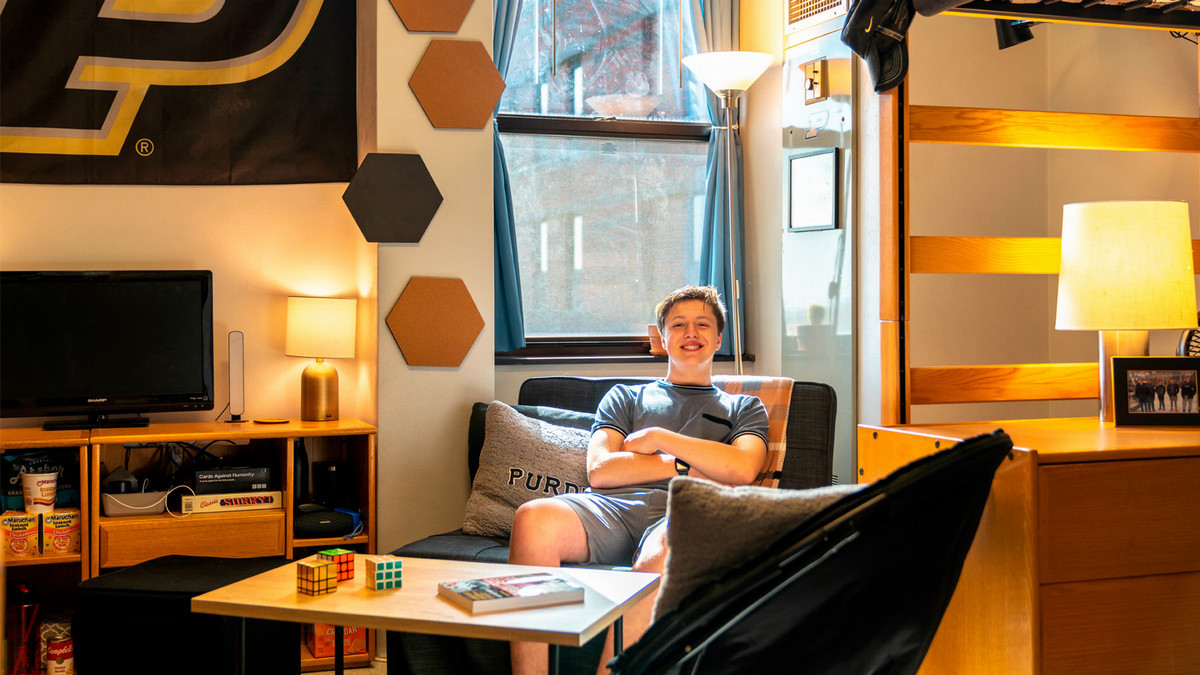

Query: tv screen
[1,270,214,429]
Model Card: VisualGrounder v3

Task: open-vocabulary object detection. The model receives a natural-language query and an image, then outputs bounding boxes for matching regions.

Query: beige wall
[0,143,376,424]
[373,1,498,553]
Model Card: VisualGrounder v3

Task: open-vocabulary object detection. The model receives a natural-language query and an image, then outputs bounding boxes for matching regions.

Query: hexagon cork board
[342,153,442,243]
[387,277,485,367]
[390,0,474,32]
[409,39,505,129]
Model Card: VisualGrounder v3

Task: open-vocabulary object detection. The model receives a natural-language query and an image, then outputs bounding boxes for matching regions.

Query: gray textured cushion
[461,401,591,537]
[655,478,865,618]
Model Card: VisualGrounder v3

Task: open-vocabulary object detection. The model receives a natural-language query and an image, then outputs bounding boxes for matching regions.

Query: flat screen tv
[1,270,214,430]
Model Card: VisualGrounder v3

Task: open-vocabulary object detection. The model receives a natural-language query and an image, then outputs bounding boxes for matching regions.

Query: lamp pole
[720,90,744,375]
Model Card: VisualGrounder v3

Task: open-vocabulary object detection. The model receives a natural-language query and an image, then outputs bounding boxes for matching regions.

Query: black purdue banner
[0,0,356,185]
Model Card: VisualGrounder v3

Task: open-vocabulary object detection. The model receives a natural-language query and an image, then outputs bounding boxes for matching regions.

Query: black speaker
[294,508,355,538]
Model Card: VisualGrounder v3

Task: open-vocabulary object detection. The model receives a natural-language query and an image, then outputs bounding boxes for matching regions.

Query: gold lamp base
[300,358,339,421]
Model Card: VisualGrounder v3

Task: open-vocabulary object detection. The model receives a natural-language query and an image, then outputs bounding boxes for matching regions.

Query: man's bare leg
[595,521,667,674]
[509,499,591,675]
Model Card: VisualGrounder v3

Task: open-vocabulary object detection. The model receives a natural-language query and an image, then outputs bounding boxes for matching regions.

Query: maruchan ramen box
[42,508,81,555]
[304,624,367,659]
[1,510,39,557]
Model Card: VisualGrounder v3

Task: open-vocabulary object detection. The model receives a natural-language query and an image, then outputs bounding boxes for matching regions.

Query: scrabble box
[304,624,367,659]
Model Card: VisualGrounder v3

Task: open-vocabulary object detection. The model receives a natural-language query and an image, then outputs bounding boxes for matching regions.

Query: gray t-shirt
[591,379,769,491]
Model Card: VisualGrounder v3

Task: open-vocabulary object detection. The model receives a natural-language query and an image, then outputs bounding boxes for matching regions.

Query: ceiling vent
[786,0,850,36]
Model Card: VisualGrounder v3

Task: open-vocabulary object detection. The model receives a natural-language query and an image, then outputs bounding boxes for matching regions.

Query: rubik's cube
[297,559,338,596]
[364,555,403,591]
[318,548,355,581]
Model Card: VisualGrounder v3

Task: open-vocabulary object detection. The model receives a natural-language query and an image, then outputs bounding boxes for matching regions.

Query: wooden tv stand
[858,418,1200,674]
[2,417,377,672]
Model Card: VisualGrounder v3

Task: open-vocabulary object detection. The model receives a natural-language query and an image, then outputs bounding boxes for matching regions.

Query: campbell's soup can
[45,638,73,674]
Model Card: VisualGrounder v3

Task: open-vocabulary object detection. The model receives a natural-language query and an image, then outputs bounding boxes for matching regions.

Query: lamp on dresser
[1055,200,1197,422]
[285,296,357,421]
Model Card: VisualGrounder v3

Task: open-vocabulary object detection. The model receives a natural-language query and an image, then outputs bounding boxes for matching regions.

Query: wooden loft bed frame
[873,21,1200,425]
[948,0,1200,32]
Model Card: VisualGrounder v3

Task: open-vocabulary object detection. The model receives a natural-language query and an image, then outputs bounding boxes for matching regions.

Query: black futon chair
[607,429,1014,675]
[387,376,837,675]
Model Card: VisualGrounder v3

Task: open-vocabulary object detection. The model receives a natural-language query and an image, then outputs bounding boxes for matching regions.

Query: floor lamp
[682,50,772,375]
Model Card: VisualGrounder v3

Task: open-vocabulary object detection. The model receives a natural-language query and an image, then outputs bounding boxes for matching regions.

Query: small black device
[294,439,311,505]
[312,460,347,507]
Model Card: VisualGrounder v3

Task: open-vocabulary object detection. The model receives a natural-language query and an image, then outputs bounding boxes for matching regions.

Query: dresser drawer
[1038,456,1200,584]
[99,511,286,569]
[1041,571,1200,674]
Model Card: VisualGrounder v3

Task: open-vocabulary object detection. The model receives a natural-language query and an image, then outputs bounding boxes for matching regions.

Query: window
[498,0,711,357]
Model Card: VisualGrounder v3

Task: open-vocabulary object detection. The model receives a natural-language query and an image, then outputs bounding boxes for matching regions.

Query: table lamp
[681,50,772,374]
[1055,201,1197,423]
[285,296,357,421]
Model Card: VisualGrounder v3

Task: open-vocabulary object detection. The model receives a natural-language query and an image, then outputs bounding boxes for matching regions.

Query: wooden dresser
[858,418,1200,675]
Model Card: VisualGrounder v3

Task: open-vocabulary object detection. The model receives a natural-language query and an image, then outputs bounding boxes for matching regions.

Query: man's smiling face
[662,299,722,369]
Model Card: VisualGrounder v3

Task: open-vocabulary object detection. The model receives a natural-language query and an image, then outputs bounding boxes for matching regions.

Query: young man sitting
[508,285,769,675]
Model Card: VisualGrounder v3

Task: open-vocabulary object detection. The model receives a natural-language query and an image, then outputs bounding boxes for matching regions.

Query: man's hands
[622,427,667,455]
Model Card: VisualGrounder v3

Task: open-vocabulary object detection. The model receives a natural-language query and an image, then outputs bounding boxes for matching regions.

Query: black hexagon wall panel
[342,153,442,243]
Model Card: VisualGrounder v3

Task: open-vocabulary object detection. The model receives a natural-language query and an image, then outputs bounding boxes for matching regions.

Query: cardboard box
[1,510,39,557]
[304,623,366,659]
[42,508,81,554]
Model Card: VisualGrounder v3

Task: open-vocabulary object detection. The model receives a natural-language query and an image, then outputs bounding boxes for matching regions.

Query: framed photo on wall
[1112,356,1200,426]
[787,148,838,232]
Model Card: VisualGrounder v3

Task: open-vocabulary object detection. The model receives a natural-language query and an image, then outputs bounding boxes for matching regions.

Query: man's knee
[632,524,668,574]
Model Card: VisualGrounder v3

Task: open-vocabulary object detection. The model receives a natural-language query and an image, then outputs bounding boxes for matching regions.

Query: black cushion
[392,528,511,564]
[75,555,298,675]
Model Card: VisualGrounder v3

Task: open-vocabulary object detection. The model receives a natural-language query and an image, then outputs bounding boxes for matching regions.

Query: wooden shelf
[4,552,83,568]
[5,418,377,667]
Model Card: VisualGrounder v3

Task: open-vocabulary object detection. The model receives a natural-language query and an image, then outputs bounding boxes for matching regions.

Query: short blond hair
[655,285,726,335]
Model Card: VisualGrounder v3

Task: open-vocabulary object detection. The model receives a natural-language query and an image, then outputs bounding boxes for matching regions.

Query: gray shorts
[556,488,668,566]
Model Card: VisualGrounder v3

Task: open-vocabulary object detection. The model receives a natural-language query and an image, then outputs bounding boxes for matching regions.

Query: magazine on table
[437,572,585,614]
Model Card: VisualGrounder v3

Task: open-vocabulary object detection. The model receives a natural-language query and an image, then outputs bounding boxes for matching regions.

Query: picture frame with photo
[1111,356,1200,426]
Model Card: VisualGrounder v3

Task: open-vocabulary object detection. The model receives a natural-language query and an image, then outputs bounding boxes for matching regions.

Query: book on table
[437,572,586,614]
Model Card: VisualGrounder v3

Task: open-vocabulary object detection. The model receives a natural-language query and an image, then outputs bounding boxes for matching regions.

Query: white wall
[373,1,498,553]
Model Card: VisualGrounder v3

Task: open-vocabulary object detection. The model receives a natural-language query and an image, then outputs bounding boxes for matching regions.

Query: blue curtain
[493,0,526,352]
[690,0,744,358]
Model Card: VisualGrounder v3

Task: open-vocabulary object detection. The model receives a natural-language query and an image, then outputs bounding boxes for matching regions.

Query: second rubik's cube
[319,548,355,581]
[297,559,338,596]
[364,555,403,590]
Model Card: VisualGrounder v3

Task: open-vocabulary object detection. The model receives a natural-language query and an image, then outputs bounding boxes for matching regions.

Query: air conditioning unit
[786,0,850,37]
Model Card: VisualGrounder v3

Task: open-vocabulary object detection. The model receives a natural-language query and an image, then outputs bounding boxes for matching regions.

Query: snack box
[42,508,81,555]
[304,623,367,659]
[1,510,39,557]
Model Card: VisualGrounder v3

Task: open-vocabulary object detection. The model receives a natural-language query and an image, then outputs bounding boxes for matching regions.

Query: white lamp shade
[285,296,357,358]
[1055,201,1197,330]
[682,51,772,93]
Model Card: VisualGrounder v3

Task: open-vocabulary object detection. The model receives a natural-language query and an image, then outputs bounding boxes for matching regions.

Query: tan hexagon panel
[387,277,485,367]
[390,0,474,32]
[409,39,505,129]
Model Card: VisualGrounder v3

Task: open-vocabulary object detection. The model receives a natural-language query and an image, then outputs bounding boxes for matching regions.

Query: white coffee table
[192,555,660,675]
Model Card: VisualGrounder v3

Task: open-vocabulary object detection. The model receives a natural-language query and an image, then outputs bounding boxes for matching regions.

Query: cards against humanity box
[193,467,270,494]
